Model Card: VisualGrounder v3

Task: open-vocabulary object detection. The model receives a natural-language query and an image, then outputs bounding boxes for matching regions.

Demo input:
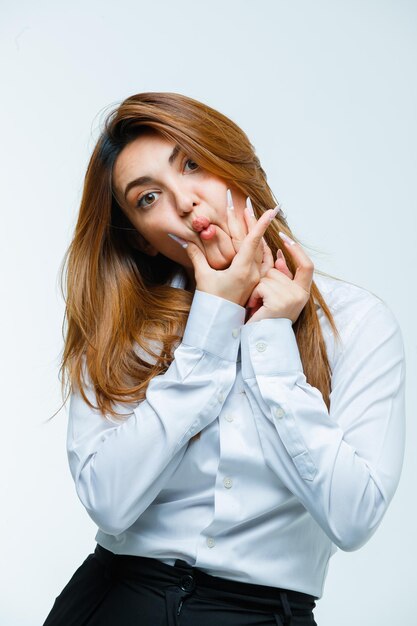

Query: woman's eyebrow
[123,144,181,201]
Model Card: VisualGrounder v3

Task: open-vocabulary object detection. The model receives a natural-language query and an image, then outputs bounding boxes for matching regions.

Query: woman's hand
[225,193,292,282]
[245,231,314,325]
[182,201,279,307]
[228,195,293,320]
[246,237,294,319]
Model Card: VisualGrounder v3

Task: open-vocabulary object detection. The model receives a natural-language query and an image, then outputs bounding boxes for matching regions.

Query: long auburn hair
[51,92,342,424]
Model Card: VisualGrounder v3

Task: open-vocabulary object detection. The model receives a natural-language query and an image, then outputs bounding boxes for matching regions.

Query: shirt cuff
[240,317,303,379]
[182,290,246,362]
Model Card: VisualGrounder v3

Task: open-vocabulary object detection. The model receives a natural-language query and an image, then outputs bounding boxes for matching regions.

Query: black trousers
[42,544,318,626]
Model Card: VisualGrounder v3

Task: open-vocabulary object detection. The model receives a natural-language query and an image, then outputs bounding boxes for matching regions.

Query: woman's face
[112,132,248,286]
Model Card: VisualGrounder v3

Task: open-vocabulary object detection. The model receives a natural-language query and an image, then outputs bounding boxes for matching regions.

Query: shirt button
[180,574,195,592]
[224,413,234,422]
[232,328,239,338]
[223,477,233,489]
[218,392,224,403]
[256,341,267,352]
[206,537,216,548]
[274,407,285,419]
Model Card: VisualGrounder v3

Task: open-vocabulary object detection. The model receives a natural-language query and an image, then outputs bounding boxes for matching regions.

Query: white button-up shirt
[66,270,406,599]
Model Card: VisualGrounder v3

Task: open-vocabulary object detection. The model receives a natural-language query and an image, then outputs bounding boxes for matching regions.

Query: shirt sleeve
[239,300,406,552]
[67,290,245,536]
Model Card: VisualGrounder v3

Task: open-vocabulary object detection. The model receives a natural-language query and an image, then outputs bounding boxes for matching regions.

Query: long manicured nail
[268,204,283,221]
[246,196,255,217]
[279,231,296,246]
[226,188,234,211]
[168,233,188,248]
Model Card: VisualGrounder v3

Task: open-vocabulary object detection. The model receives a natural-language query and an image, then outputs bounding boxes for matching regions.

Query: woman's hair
[52,91,342,423]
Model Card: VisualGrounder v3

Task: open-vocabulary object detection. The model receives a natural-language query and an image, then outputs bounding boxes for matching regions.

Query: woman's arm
[239,298,406,551]
[67,290,245,536]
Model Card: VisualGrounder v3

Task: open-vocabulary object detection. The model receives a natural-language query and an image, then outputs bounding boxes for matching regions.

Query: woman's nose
[176,197,198,216]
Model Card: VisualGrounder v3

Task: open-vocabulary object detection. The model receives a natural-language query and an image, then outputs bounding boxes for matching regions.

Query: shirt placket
[194,364,249,560]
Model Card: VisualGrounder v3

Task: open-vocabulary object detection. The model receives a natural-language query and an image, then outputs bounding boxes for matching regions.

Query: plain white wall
[1,1,416,624]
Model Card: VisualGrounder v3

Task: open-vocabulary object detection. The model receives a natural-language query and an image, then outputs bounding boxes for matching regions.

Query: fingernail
[168,233,188,248]
[277,249,284,260]
[268,204,282,221]
[278,231,296,246]
[226,188,234,211]
[246,196,255,217]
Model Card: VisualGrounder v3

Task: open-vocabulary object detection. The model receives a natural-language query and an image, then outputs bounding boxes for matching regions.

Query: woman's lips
[199,224,216,240]
[192,215,216,240]
[192,215,210,232]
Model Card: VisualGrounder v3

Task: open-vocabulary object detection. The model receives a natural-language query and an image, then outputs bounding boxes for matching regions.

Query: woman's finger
[278,231,314,293]
[275,248,294,279]
[260,237,275,277]
[246,282,264,309]
[234,205,279,269]
[182,240,211,283]
[199,225,236,269]
[225,188,247,252]
[242,202,264,264]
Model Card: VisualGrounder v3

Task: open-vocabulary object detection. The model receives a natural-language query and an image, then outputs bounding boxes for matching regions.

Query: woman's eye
[184,158,199,172]
[135,158,199,208]
[136,192,159,209]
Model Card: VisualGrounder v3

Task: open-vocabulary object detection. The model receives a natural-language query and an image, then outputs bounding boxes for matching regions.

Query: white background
[1,1,416,624]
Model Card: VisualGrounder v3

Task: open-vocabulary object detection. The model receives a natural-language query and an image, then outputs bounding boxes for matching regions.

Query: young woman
[43,92,406,626]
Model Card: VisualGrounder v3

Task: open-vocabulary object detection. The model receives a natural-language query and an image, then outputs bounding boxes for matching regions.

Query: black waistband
[94,544,318,607]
